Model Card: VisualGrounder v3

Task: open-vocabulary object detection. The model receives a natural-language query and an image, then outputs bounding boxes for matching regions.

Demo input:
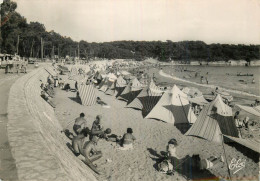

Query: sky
[14,0,260,44]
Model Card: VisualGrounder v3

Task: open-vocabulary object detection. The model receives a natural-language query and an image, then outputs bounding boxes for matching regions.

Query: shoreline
[159,70,260,99]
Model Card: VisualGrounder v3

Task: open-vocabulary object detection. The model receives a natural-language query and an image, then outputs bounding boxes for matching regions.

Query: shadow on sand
[68,97,82,104]
[147,148,217,180]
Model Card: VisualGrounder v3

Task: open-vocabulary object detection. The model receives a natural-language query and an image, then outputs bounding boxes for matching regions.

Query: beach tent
[118,78,142,102]
[182,87,202,97]
[99,73,117,93]
[223,135,260,154]
[127,79,163,111]
[236,105,260,117]
[114,76,127,97]
[185,94,239,143]
[145,85,197,124]
[105,75,126,96]
[78,84,96,106]
[188,96,209,106]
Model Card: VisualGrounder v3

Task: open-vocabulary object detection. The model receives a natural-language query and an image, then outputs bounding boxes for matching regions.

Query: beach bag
[158,159,173,174]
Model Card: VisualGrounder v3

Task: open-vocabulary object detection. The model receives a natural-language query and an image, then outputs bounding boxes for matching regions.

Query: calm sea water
[161,65,260,96]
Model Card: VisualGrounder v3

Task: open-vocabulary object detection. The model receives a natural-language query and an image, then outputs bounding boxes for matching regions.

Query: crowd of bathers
[67,113,136,173]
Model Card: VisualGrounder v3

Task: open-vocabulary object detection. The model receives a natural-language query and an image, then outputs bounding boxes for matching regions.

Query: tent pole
[178,94,189,123]
[221,134,231,180]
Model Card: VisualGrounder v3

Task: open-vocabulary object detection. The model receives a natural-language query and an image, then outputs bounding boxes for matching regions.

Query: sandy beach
[53,68,259,181]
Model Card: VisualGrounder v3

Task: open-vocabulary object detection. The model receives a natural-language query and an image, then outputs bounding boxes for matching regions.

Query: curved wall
[7,67,96,181]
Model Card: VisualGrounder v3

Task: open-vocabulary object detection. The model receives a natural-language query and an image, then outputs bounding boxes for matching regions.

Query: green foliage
[0,1,259,62]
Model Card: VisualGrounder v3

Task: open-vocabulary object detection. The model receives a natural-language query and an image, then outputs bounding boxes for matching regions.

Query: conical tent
[98,77,109,92]
[127,79,163,111]
[185,94,239,143]
[118,78,142,102]
[145,85,197,124]
[114,76,127,97]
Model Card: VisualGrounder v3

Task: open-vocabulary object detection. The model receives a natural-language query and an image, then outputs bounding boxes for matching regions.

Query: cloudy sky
[14,0,260,44]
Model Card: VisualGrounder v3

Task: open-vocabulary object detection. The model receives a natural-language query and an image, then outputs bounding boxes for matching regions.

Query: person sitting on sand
[72,129,102,173]
[40,91,56,108]
[118,128,136,150]
[73,113,88,135]
[158,139,225,175]
[243,116,250,129]
[90,115,104,140]
[72,128,90,156]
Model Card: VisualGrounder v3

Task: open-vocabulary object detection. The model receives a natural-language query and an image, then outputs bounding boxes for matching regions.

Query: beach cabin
[228,60,247,66]
[249,60,260,66]
[190,61,200,65]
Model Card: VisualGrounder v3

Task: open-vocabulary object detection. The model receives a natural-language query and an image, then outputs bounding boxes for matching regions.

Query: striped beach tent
[118,78,142,102]
[127,79,163,111]
[114,76,127,97]
[185,94,239,143]
[78,84,96,106]
[145,85,197,124]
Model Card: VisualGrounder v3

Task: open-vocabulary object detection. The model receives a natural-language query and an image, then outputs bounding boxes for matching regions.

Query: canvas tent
[236,105,260,117]
[118,78,142,102]
[114,76,127,97]
[145,85,197,124]
[127,79,163,112]
[78,84,96,106]
[185,94,239,143]
[188,96,209,106]
[223,135,260,154]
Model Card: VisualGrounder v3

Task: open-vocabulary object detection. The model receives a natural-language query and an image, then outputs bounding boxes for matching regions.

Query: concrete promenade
[7,67,97,181]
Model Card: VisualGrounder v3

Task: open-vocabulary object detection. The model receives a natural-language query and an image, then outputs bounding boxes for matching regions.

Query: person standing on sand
[73,113,88,135]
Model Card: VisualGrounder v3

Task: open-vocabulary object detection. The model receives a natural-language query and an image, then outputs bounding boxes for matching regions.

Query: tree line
[1,0,259,62]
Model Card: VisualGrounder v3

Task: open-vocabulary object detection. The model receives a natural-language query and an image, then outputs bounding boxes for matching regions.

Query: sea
[158,65,259,97]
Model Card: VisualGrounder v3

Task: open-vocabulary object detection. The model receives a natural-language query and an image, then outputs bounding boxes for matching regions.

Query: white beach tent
[145,85,197,124]
[236,105,260,117]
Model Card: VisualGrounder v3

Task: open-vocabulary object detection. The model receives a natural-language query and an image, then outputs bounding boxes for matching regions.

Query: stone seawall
[7,67,97,181]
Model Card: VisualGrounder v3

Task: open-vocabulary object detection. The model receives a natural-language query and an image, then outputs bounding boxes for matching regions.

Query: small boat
[237,73,253,76]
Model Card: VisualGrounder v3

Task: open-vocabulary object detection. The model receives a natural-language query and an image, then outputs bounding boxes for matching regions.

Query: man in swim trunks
[73,113,88,135]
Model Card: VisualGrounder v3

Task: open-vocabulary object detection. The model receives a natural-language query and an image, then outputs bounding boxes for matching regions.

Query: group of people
[69,113,136,173]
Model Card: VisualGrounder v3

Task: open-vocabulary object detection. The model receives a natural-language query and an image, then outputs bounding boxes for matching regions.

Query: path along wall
[7,67,97,181]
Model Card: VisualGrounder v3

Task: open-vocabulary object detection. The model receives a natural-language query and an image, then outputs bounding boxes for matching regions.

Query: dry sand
[54,73,259,181]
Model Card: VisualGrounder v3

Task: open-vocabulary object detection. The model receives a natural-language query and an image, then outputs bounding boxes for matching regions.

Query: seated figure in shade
[157,139,224,175]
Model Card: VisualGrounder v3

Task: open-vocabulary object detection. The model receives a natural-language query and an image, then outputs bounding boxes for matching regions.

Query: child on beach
[118,128,136,150]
